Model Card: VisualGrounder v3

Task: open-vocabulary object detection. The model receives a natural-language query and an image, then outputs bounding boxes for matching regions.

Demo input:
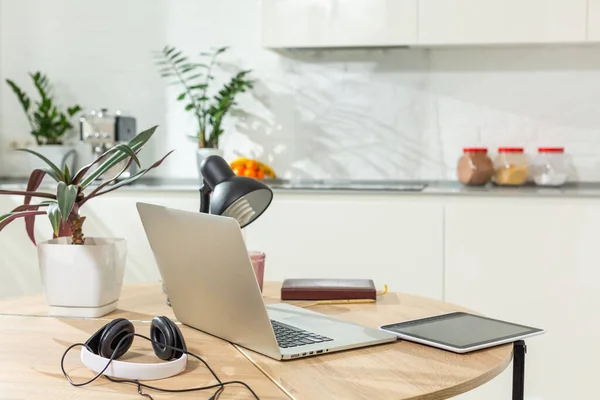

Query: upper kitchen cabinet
[588,0,600,40]
[418,0,587,45]
[261,0,417,48]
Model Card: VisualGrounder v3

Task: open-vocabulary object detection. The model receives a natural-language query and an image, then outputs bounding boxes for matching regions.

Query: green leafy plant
[155,46,254,149]
[0,126,173,245]
[5,72,82,145]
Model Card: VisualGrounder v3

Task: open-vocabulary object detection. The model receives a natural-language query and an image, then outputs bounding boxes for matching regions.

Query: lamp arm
[199,184,211,213]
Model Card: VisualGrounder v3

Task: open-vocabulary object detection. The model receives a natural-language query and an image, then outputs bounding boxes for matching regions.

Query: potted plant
[0,126,173,317]
[155,46,254,182]
[6,71,82,175]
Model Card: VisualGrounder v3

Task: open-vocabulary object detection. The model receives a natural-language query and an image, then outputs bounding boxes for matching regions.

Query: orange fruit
[245,160,258,171]
[233,166,245,176]
[244,169,257,178]
[256,169,265,180]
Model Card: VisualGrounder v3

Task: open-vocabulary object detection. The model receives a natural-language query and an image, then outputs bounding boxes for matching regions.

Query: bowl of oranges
[229,158,276,181]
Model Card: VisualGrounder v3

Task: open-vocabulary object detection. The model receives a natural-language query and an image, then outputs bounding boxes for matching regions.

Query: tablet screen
[381,312,544,350]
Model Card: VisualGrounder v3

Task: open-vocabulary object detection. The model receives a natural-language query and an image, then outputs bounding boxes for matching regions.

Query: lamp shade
[199,155,273,228]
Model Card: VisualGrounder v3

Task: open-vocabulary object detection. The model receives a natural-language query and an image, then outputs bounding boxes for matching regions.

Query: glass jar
[493,147,529,186]
[457,147,494,186]
[532,147,569,187]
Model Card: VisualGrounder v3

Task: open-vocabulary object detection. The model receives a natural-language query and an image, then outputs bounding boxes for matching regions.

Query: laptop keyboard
[271,320,333,348]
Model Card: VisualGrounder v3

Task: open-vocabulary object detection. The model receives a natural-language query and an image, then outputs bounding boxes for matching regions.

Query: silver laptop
[136,202,397,360]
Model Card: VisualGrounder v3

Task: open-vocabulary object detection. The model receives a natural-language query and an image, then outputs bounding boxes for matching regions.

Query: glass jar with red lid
[493,147,529,186]
[457,147,494,186]
[532,147,569,187]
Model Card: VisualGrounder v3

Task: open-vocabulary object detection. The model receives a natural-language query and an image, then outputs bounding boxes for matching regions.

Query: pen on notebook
[315,299,376,305]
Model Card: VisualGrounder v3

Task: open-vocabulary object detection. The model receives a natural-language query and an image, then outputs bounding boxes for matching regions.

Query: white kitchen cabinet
[261,0,417,48]
[244,193,444,300]
[0,190,200,299]
[0,195,44,298]
[588,0,600,40]
[0,189,445,301]
[418,0,587,45]
[444,198,600,400]
[77,191,199,284]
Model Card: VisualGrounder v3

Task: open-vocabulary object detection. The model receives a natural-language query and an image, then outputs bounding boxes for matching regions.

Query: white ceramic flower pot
[37,237,127,318]
[196,148,224,184]
[26,144,77,172]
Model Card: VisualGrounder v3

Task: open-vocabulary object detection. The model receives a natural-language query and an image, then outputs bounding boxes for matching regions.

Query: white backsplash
[1,0,600,181]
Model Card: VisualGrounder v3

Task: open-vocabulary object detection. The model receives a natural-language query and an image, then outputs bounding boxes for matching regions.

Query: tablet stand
[512,340,526,400]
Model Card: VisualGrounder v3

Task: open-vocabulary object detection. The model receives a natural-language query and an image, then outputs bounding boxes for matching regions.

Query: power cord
[61,332,259,399]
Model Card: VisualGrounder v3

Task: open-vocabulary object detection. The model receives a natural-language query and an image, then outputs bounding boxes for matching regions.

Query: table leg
[512,340,526,400]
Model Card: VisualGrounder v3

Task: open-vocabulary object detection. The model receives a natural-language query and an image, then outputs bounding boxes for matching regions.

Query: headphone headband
[81,316,188,381]
[62,312,259,397]
[80,347,187,380]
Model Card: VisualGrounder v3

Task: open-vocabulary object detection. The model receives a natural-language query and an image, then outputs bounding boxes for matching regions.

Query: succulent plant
[0,126,173,245]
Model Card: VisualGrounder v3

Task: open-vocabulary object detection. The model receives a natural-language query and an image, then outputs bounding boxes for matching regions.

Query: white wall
[0,0,168,173]
[2,0,600,181]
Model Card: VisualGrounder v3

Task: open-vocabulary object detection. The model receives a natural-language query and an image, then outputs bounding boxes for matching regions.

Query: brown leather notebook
[281,279,376,300]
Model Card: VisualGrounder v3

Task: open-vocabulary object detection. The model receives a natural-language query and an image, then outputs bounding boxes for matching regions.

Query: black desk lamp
[199,155,273,228]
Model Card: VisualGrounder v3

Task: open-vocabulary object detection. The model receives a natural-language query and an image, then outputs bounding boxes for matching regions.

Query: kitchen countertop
[3,176,600,197]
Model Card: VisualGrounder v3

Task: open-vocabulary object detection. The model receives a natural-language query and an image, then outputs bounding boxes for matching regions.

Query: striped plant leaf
[0,211,46,233]
[110,143,141,167]
[0,189,56,200]
[14,149,64,181]
[57,182,78,221]
[63,163,71,184]
[79,125,158,188]
[23,168,51,244]
[82,150,174,202]
[46,203,61,236]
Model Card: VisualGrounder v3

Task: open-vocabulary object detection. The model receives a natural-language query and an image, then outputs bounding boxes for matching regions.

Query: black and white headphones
[81,316,188,381]
[61,316,259,399]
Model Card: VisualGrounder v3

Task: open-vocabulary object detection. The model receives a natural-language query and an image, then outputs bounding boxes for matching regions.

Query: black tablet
[380,312,544,353]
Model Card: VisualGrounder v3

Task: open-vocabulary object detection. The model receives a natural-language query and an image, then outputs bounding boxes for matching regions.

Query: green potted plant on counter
[6,71,82,174]
[0,126,173,317]
[155,45,254,182]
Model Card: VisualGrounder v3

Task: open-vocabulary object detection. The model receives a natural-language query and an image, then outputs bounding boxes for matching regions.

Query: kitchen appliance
[79,108,137,181]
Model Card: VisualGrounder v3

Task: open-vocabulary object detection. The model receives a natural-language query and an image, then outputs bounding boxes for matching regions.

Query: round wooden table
[0,282,513,399]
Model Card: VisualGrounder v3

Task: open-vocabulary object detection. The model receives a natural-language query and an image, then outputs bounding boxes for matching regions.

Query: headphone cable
[61,332,259,399]
[136,382,153,399]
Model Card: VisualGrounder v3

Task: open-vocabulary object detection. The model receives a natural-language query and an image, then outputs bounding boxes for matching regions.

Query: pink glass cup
[248,251,266,292]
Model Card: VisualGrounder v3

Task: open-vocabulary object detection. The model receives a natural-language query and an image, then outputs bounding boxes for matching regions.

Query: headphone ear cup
[165,317,187,359]
[85,323,109,355]
[151,316,176,360]
[98,318,135,359]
